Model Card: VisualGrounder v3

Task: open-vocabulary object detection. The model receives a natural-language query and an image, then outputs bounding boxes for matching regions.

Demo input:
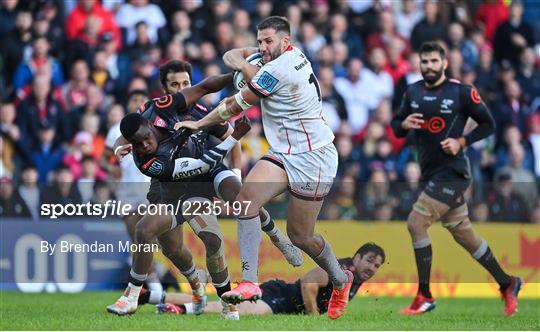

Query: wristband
[234,91,252,111]
[114,145,125,158]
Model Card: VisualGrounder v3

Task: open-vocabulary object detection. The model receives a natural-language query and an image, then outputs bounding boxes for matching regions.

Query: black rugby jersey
[391,79,495,180]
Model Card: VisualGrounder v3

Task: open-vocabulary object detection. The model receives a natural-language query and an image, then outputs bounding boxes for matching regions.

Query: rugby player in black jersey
[137,243,384,316]
[107,61,302,320]
[391,42,521,316]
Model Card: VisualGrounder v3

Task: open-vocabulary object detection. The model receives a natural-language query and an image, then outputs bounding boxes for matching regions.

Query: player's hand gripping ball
[233,53,263,90]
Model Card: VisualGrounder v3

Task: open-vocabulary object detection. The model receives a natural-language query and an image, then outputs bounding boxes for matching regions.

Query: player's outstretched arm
[169,116,252,180]
[176,88,260,131]
[300,267,329,315]
[180,73,233,107]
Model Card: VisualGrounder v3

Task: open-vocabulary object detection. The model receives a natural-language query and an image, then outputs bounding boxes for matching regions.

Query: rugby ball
[233,53,263,90]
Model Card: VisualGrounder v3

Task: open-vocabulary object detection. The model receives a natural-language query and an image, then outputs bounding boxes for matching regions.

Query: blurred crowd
[0,0,539,222]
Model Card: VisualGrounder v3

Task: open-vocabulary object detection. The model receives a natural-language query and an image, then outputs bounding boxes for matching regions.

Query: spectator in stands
[362,167,393,220]
[13,36,64,92]
[233,8,256,46]
[68,84,106,140]
[17,73,66,149]
[367,47,394,98]
[496,143,538,211]
[529,112,540,180]
[285,4,302,44]
[393,51,422,109]
[41,166,82,212]
[383,36,411,85]
[300,21,326,63]
[446,21,478,68]
[366,9,409,59]
[330,174,358,220]
[495,125,534,171]
[410,0,445,51]
[493,0,534,66]
[0,176,31,219]
[62,130,94,180]
[393,0,423,39]
[106,104,125,132]
[335,132,361,177]
[18,165,40,220]
[447,48,464,80]
[79,113,106,160]
[471,201,490,222]
[335,58,382,133]
[30,124,64,184]
[319,66,348,133]
[90,180,114,205]
[488,172,528,222]
[65,0,120,52]
[474,44,498,103]
[474,0,509,43]
[493,80,532,141]
[159,10,201,50]
[78,155,103,203]
[66,14,103,66]
[328,12,364,59]
[0,102,25,162]
[91,50,116,96]
[1,10,33,89]
[0,135,14,179]
[516,48,540,105]
[116,0,165,46]
[393,161,422,220]
[128,21,155,58]
[0,0,18,35]
[331,41,349,78]
[61,59,94,111]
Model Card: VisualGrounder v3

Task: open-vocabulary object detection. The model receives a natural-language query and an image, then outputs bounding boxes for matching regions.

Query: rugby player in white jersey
[177,16,353,319]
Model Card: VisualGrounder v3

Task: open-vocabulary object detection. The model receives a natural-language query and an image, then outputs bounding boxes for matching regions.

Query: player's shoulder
[405,79,425,94]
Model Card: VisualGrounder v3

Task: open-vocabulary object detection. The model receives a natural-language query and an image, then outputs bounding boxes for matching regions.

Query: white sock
[184,303,194,314]
[238,215,261,283]
[313,239,347,288]
[148,290,164,304]
[126,282,142,301]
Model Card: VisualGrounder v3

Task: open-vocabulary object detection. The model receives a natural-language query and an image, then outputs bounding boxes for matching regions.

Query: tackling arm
[180,73,233,107]
[300,267,330,315]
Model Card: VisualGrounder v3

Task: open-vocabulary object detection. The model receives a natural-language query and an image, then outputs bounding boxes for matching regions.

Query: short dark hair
[81,155,95,164]
[419,41,446,59]
[256,16,290,36]
[159,60,193,88]
[120,113,147,140]
[355,242,386,264]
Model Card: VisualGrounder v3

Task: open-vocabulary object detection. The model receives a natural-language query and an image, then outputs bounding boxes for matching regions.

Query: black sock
[128,275,145,287]
[215,282,231,298]
[414,243,432,298]
[476,246,512,290]
[261,218,275,233]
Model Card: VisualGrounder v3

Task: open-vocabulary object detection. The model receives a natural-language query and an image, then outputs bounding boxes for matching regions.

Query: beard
[421,67,444,84]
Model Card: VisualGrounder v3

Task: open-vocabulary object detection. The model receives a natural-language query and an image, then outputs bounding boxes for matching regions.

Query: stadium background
[0,0,539,300]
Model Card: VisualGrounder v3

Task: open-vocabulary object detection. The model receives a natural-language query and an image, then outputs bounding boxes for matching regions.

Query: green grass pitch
[1,292,538,330]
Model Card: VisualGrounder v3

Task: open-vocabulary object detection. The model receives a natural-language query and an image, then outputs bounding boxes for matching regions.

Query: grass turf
[0,292,538,330]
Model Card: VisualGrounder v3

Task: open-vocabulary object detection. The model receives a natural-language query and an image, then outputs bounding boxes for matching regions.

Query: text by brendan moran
[40,241,158,255]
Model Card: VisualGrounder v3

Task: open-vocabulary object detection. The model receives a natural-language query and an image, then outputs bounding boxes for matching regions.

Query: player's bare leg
[107,214,199,315]
[443,206,521,316]
[122,212,163,293]
[158,226,207,314]
[217,175,303,266]
[286,196,352,319]
[221,160,288,304]
[400,193,445,315]
[157,298,273,315]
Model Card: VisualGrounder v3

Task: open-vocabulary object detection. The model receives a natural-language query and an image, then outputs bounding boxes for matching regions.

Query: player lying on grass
[137,243,384,316]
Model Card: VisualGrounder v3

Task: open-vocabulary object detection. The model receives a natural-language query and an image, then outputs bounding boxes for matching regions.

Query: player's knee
[198,231,222,256]
[287,232,310,250]
[407,211,431,234]
[134,221,155,244]
[235,189,262,214]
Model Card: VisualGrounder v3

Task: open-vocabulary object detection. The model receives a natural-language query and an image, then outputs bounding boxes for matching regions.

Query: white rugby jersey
[248,46,334,154]
[105,123,150,183]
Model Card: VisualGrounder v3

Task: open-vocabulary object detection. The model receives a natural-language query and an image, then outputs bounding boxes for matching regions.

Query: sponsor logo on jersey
[440,99,454,113]
[442,187,455,196]
[421,116,446,134]
[142,158,164,176]
[173,167,203,179]
[423,95,437,101]
[257,71,279,93]
[470,88,481,104]
[411,101,419,109]
[155,95,173,108]
[153,116,167,128]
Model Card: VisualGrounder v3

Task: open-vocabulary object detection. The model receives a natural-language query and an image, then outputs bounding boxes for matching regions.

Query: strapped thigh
[412,192,452,222]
